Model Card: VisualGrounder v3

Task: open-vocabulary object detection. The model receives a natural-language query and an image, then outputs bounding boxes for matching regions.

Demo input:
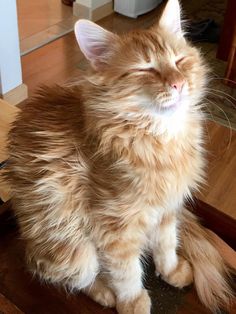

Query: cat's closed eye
[175,56,187,66]
[136,68,160,75]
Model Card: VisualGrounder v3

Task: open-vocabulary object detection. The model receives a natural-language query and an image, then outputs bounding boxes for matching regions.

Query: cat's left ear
[158,0,182,34]
[74,19,118,69]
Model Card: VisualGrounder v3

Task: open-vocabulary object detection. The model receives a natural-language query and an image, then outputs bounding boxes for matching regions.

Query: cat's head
[74,0,207,133]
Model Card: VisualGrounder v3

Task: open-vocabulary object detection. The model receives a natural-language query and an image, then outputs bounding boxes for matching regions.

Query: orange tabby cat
[5,0,232,313]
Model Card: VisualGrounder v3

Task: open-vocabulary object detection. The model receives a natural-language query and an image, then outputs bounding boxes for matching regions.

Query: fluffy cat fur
[5,0,233,312]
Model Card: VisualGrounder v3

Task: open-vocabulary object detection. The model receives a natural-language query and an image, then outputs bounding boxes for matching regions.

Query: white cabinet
[114,0,162,18]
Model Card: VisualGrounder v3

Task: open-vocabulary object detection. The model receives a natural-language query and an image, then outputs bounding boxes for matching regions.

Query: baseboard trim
[92,2,113,21]
[73,2,91,19]
[73,1,113,21]
[0,84,28,106]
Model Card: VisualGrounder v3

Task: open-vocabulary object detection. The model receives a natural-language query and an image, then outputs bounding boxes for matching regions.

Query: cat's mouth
[161,100,181,112]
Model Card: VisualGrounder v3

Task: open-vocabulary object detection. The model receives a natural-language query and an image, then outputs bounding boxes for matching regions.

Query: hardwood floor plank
[0,292,24,314]
[198,121,236,218]
[17,0,73,40]
[21,32,83,96]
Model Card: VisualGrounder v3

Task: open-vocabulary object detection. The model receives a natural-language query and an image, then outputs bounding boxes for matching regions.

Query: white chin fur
[147,99,189,138]
[119,87,201,140]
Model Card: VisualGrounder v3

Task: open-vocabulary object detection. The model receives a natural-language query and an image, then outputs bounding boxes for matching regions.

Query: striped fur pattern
[5,0,233,312]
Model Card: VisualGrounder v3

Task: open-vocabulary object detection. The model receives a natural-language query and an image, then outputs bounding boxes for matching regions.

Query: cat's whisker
[199,107,212,145]
[199,105,227,171]
[209,76,236,86]
[205,88,236,105]
[201,102,216,123]
[205,96,232,128]
[205,97,232,152]
[204,90,236,112]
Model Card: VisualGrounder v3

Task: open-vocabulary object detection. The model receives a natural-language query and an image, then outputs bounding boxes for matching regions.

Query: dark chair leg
[61,0,75,6]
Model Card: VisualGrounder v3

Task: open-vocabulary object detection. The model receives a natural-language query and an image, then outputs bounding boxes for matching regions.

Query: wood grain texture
[0,100,20,162]
[0,84,28,106]
[197,121,236,219]
[17,0,73,40]
[0,100,20,201]
[0,293,24,314]
[225,25,236,86]
[21,31,82,97]
[217,0,236,61]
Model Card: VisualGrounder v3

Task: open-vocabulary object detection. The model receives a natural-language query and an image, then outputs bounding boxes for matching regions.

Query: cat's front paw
[83,279,116,308]
[161,256,193,288]
[92,286,116,307]
[116,289,151,314]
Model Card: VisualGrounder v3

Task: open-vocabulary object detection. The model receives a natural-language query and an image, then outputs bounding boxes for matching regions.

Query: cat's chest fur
[102,120,205,213]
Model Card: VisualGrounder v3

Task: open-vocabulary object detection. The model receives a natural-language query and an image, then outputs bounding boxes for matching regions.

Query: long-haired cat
[5,0,233,313]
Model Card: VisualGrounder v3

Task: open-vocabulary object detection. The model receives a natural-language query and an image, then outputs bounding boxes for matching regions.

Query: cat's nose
[170,78,185,93]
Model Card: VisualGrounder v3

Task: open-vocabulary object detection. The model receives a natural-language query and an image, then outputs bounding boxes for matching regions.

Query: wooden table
[0,293,23,314]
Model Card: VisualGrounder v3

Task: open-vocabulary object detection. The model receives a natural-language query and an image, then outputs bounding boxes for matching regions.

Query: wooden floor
[17,0,72,40]
[198,122,236,219]
[17,0,76,54]
[20,10,236,220]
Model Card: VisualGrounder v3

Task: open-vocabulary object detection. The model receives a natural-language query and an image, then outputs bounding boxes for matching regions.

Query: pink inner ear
[159,0,182,34]
[74,19,114,64]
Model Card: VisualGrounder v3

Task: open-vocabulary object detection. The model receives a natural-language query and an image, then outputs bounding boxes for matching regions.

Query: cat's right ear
[74,20,117,69]
[157,0,182,35]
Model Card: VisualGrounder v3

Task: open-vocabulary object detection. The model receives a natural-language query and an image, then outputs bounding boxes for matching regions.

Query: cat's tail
[179,208,234,312]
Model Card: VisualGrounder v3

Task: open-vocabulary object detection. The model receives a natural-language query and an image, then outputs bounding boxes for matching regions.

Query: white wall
[0,0,22,95]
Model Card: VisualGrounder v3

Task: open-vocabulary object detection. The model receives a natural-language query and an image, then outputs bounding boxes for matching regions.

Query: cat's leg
[82,275,116,307]
[103,240,151,314]
[153,213,193,288]
[28,240,100,292]
[29,238,116,308]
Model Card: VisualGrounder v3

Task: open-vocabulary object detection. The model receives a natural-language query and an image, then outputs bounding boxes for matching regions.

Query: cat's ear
[74,19,117,69]
[159,0,182,34]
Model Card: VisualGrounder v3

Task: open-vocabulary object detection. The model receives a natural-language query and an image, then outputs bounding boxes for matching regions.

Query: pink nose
[171,79,185,92]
